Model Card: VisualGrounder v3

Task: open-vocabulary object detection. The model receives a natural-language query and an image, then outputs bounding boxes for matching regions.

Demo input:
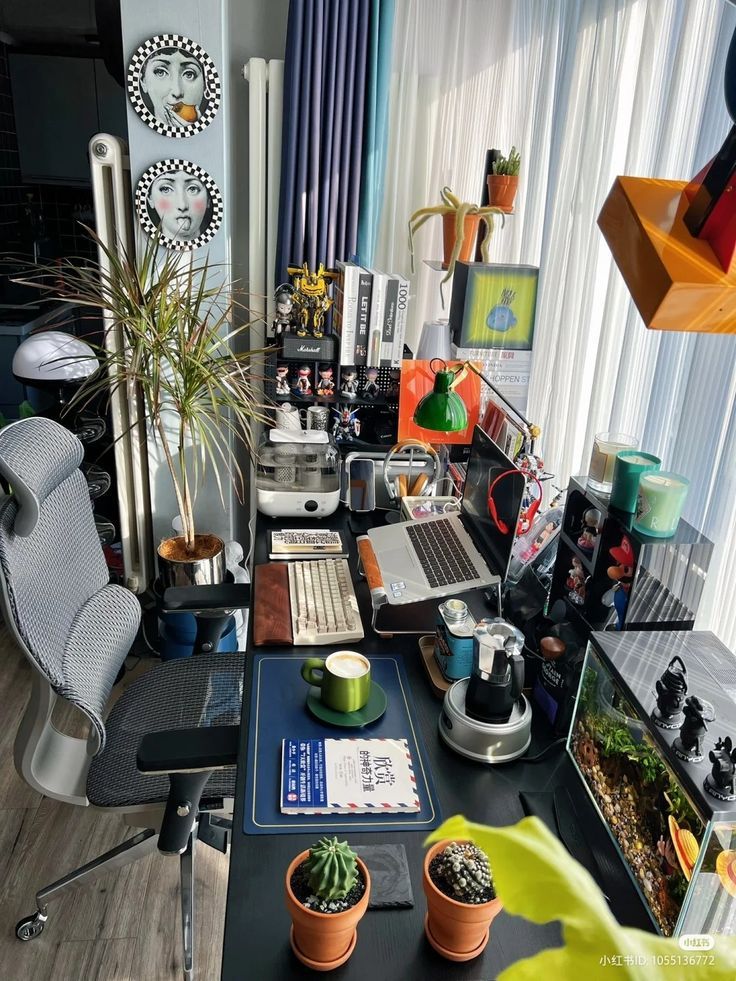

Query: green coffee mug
[301,651,371,713]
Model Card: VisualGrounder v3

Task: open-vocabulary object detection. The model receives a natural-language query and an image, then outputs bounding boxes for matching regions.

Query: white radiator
[88,134,153,594]
[243,58,284,338]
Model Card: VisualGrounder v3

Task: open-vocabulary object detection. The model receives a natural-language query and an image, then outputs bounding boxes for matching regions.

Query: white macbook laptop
[367,427,526,604]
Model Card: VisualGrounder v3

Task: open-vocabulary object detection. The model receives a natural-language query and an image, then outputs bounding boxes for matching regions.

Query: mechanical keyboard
[287,558,364,645]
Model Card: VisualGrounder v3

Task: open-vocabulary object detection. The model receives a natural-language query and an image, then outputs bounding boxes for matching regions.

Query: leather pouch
[253,563,293,646]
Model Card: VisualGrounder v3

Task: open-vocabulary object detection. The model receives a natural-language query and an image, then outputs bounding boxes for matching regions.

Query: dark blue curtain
[276,0,394,282]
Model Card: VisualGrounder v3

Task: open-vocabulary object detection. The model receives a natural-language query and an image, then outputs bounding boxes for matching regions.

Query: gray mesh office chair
[0,417,247,981]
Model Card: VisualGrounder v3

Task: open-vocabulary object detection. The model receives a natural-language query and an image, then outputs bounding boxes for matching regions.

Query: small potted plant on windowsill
[285,836,371,971]
[487,146,521,211]
[423,838,502,962]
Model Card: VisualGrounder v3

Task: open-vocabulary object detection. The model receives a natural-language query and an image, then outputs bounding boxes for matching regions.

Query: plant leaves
[426,815,736,980]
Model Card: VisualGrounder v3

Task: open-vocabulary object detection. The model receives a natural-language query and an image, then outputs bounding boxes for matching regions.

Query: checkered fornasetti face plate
[135,159,223,252]
[127,34,221,138]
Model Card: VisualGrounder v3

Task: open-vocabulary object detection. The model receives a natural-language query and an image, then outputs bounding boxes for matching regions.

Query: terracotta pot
[423,840,503,962]
[486,174,518,211]
[442,212,482,269]
[285,851,371,971]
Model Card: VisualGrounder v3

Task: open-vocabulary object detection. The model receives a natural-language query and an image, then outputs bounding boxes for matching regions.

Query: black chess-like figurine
[652,655,688,729]
[673,696,714,762]
[705,736,736,801]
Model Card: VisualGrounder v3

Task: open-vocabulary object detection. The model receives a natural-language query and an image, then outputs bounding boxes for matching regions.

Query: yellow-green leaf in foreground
[426,815,736,981]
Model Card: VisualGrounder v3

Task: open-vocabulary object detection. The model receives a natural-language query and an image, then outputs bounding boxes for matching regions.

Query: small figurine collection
[650,654,735,801]
[275,362,387,403]
[269,262,400,444]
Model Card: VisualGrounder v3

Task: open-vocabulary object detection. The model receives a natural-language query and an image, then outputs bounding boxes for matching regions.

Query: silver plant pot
[157,534,226,589]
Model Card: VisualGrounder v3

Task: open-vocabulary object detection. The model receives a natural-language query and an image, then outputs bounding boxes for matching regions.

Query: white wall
[119,0,287,550]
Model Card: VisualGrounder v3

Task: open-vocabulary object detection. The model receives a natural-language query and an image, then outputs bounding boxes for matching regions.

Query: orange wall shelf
[598,176,736,333]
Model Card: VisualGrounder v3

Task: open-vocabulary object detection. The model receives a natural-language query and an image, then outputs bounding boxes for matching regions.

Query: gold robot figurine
[286,262,338,337]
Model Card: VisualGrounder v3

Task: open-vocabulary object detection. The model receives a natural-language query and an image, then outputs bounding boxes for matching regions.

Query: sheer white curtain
[376,0,736,645]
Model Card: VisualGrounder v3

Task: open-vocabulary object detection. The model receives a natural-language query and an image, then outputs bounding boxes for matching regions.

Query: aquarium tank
[568,630,736,937]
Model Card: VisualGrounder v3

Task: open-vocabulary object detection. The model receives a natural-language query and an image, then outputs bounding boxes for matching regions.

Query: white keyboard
[287,559,364,646]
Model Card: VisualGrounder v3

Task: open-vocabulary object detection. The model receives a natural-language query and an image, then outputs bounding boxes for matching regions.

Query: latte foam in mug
[327,652,369,678]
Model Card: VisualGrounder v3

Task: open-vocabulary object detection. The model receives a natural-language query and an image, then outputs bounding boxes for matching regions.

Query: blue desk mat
[243,654,441,834]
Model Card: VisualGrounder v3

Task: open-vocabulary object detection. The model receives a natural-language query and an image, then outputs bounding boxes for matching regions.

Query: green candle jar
[610,451,662,512]
[633,472,689,538]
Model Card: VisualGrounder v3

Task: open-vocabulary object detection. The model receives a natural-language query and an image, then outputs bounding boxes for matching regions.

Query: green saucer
[306,683,387,728]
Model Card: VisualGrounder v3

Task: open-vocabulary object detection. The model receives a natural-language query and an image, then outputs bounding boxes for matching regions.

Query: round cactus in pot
[285,836,371,970]
[423,839,503,961]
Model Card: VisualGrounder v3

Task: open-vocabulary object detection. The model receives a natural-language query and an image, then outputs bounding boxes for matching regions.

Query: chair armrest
[137,725,240,774]
[137,725,241,856]
[162,583,250,615]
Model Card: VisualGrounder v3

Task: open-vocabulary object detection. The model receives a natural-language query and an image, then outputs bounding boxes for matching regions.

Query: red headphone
[487,470,543,536]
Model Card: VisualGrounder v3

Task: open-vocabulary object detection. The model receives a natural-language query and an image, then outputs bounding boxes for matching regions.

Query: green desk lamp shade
[413,368,469,432]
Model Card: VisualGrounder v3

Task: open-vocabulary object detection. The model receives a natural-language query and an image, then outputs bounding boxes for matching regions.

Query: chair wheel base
[16,912,47,941]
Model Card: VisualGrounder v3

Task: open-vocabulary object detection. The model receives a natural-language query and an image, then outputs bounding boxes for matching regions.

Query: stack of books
[333,261,410,369]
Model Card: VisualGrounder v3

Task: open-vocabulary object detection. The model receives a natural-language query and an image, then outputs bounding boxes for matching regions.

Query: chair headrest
[0,418,84,536]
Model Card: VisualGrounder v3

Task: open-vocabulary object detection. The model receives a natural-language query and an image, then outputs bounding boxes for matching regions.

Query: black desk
[222,511,650,980]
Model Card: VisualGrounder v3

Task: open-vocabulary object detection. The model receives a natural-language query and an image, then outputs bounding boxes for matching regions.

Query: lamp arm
[461,361,540,450]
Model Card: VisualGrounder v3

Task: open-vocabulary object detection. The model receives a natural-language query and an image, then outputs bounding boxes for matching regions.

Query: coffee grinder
[439,618,532,763]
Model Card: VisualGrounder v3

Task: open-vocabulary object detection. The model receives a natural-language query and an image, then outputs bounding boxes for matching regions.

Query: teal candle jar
[610,451,662,512]
[633,471,689,538]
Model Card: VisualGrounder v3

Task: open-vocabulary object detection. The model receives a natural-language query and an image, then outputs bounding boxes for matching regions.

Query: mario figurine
[605,535,635,630]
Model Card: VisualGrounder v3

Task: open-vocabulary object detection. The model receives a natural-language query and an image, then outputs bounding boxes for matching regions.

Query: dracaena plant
[10,230,271,554]
[408,186,506,299]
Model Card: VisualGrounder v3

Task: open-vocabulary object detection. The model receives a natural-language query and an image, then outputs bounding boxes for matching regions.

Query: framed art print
[450,262,539,351]
[135,159,223,251]
[127,35,221,138]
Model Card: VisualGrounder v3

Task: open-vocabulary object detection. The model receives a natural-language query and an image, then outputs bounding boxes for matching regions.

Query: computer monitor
[461,425,526,582]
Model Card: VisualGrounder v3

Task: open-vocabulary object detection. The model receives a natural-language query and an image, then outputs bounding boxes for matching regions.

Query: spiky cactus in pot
[431,841,495,904]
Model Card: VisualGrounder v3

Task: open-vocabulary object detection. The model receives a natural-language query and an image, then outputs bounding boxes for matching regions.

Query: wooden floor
[0,624,230,981]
